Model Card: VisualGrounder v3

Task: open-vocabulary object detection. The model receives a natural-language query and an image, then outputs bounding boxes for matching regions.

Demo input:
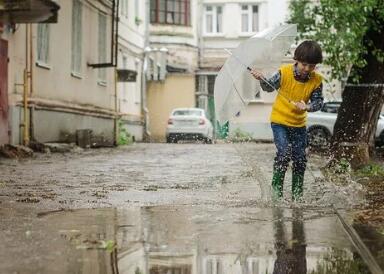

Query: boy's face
[297,61,317,76]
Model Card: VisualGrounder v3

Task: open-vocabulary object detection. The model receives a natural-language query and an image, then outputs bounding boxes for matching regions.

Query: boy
[250,40,324,201]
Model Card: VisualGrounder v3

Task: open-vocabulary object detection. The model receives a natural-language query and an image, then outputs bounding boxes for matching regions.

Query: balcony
[0,0,60,23]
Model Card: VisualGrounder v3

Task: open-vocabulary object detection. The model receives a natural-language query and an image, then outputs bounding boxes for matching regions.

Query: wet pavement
[0,143,262,209]
[0,143,380,273]
[0,205,373,274]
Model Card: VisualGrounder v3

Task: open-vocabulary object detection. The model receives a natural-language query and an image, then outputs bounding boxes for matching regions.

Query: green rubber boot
[292,173,304,201]
[272,170,285,199]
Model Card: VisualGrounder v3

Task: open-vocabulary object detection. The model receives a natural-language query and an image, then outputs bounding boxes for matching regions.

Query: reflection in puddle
[150,265,192,274]
[1,206,372,274]
[272,208,307,273]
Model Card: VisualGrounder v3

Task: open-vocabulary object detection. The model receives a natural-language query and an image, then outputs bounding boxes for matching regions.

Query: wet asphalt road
[0,143,376,273]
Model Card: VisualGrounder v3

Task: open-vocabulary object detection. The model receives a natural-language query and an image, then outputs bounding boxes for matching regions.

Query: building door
[0,39,9,145]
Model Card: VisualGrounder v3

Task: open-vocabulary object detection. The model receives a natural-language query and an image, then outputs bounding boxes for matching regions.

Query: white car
[307,101,384,147]
[166,108,214,143]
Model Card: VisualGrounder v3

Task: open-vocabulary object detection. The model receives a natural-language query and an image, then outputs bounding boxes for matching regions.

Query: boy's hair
[294,40,323,64]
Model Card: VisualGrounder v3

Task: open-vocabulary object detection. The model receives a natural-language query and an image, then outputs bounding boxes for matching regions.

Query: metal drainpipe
[114,0,120,146]
[197,0,203,69]
[114,68,118,146]
[142,0,150,142]
[23,24,30,146]
[29,23,34,142]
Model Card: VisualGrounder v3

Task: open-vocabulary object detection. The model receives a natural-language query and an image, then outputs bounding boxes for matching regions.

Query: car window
[173,110,202,116]
[322,103,340,113]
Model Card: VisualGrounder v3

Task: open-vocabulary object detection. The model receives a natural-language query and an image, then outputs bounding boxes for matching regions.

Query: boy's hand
[250,68,264,80]
[294,100,309,111]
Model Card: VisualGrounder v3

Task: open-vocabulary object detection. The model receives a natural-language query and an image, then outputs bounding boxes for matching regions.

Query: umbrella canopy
[214,24,297,125]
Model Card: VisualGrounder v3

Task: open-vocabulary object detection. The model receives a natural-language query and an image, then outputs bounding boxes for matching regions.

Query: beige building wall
[5,0,116,145]
[8,0,114,108]
[147,74,196,141]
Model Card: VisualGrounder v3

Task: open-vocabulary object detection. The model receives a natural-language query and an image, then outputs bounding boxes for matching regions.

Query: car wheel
[205,138,213,144]
[376,131,384,147]
[308,127,330,148]
[166,136,177,143]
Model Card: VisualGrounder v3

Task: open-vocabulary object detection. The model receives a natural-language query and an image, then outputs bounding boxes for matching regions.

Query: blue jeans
[271,123,307,175]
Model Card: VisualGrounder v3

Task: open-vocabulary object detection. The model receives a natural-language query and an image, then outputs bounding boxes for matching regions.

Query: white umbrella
[214,24,297,125]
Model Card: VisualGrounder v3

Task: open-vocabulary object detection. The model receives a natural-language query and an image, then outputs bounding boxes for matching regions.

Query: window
[150,0,190,26]
[148,57,154,80]
[204,5,222,34]
[241,4,259,33]
[98,13,107,82]
[198,96,207,110]
[173,109,202,116]
[37,24,50,65]
[71,0,82,75]
[322,102,340,113]
[204,259,222,274]
[122,56,128,69]
[207,75,216,96]
[122,56,128,94]
[134,59,141,103]
[135,0,139,18]
[120,0,128,17]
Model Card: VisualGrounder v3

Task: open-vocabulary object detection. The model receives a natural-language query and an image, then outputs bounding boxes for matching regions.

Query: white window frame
[148,57,154,80]
[98,12,108,85]
[122,55,128,95]
[134,58,141,104]
[36,24,50,68]
[120,0,128,18]
[71,0,83,77]
[240,4,259,35]
[135,0,139,18]
[203,5,223,35]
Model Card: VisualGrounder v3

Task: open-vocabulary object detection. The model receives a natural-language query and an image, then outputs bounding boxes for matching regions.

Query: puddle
[0,206,374,274]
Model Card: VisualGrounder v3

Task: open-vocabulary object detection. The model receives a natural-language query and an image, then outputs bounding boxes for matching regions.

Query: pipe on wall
[114,68,118,145]
[141,0,151,142]
[22,24,30,146]
[29,22,34,142]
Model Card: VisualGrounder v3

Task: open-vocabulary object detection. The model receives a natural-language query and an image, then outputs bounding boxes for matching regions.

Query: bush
[118,120,133,145]
[229,128,254,142]
[355,162,384,178]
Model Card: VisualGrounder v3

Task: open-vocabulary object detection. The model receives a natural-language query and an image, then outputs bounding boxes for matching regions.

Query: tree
[288,0,384,169]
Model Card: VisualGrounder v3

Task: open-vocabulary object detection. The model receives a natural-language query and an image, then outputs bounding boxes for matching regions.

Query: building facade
[1,0,123,147]
[117,0,147,142]
[0,0,343,146]
[145,0,199,141]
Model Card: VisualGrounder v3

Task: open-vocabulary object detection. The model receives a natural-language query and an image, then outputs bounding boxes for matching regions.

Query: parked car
[166,108,214,143]
[307,101,384,147]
